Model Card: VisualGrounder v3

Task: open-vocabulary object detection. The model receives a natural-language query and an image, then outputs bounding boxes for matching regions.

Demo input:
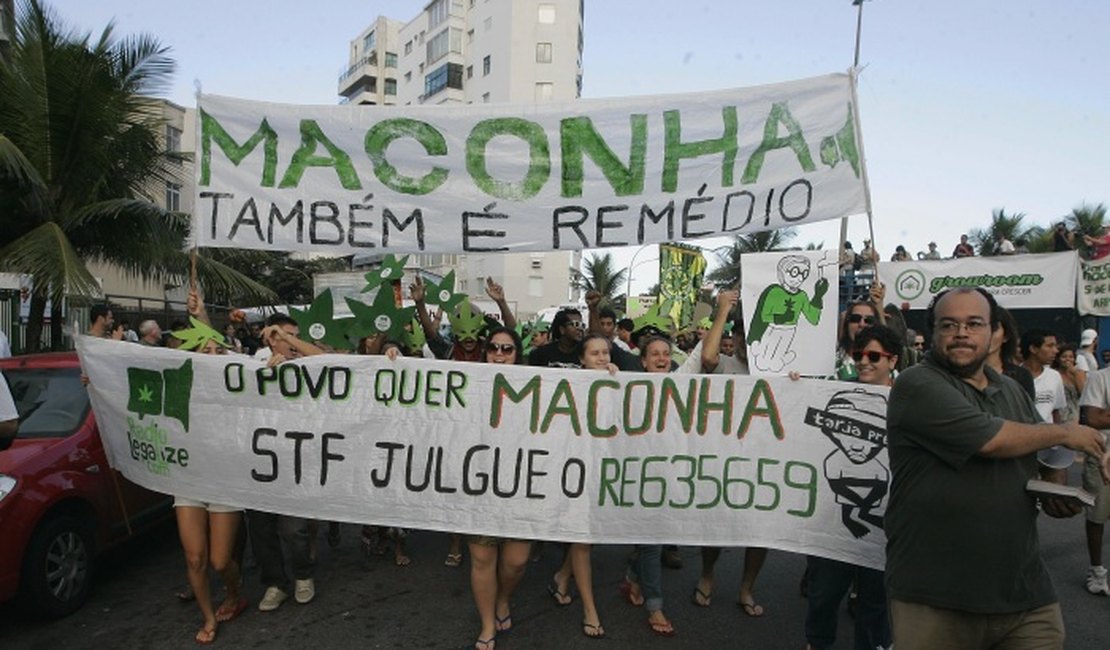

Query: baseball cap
[1081,329,1098,346]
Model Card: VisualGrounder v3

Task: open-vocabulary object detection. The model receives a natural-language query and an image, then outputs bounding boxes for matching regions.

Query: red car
[0,352,171,617]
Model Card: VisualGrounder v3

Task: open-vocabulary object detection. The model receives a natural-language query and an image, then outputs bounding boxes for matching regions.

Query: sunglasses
[851,349,894,364]
[487,343,516,354]
[847,313,876,325]
[568,320,587,330]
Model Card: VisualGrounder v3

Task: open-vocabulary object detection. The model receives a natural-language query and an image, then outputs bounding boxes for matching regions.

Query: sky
[43,0,1110,294]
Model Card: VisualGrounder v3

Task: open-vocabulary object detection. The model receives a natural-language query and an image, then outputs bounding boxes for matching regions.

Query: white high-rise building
[339,0,585,319]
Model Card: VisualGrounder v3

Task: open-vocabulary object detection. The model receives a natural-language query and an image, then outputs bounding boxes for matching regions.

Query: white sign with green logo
[78,335,890,570]
[879,252,1078,310]
[194,72,868,254]
[1079,255,1110,316]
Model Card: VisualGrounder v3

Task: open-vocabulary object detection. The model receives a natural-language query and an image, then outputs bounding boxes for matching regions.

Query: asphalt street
[2,504,1108,649]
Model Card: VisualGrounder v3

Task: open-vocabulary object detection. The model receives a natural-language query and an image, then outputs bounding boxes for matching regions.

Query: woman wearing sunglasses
[466,326,533,650]
[804,324,897,650]
[836,301,885,381]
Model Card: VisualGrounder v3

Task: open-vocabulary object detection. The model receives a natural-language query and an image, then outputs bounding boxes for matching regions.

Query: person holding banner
[618,335,678,637]
[804,324,897,650]
[465,326,533,650]
[836,300,885,381]
[170,293,247,645]
[549,333,615,640]
[886,287,1109,649]
[249,314,325,613]
[687,290,769,618]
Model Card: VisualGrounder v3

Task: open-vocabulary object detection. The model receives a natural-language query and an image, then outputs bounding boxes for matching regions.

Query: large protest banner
[879,252,1078,310]
[194,72,868,254]
[1079,256,1110,316]
[78,336,890,569]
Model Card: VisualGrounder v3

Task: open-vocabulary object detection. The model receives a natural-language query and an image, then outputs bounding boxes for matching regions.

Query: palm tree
[969,208,1032,256]
[1067,203,1108,258]
[575,252,628,305]
[705,227,797,288]
[0,1,271,350]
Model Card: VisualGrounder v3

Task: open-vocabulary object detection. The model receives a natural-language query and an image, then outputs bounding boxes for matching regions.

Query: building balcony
[337,53,379,93]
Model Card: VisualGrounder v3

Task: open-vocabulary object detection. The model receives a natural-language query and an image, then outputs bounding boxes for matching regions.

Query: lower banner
[77,336,890,570]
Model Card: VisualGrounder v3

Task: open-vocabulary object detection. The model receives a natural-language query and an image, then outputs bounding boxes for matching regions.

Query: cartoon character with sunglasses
[746,254,830,373]
[804,388,889,539]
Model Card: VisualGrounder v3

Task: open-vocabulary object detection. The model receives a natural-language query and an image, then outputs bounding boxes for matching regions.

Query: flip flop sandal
[581,621,605,639]
[444,552,463,567]
[495,612,512,633]
[215,597,248,623]
[546,579,573,606]
[195,625,217,645]
[619,579,644,607]
[692,587,712,607]
[648,617,676,637]
[738,599,765,617]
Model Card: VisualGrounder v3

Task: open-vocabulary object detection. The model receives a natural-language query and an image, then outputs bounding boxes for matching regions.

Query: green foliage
[706,227,797,288]
[0,1,273,350]
[575,252,628,305]
[969,208,1033,256]
[1068,203,1108,258]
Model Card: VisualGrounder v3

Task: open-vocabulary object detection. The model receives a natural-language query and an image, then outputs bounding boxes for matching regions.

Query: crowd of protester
[8,256,1109,649]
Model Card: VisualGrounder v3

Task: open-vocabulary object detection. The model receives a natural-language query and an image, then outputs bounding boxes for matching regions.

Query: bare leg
[176,506,216,643]
[496,541,531,630]
[570,543,603,637]
[739,547,768,616]
[468,542,498,646]
[209,511,242,618]
[696,546,722,605]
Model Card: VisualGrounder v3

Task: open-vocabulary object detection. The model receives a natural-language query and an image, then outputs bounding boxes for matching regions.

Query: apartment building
[338,0,585,319]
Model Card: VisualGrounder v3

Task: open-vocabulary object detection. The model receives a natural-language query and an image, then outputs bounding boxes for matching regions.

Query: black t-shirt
[528,342,581,368]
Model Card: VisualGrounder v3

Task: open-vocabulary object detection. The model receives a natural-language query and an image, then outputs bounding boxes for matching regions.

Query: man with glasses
[885,287,1109,649]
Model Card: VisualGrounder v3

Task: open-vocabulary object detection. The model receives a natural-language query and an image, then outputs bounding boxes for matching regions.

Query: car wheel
[20,514,96,618]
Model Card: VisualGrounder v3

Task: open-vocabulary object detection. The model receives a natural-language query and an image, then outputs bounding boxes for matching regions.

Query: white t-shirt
[1076,349,1099,372]
[1031,366,1067,423]
[1080,368,1110,429]
[0,373,18,422]
[999,239,1015,254]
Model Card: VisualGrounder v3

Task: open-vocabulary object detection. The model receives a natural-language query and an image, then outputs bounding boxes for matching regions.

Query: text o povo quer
[194,72,868,254]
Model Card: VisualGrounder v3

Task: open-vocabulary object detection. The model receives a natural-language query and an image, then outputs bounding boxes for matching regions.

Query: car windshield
[2,367,90,440]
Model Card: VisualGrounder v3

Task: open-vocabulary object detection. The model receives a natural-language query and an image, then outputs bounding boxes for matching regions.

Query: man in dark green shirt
[886,287,1108,649]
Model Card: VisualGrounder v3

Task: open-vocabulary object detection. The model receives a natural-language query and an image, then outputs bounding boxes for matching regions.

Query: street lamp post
[626,245,655,299]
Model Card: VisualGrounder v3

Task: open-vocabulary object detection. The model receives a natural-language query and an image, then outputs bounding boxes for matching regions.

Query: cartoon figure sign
[804,388,889,539]
[740,250,838,376]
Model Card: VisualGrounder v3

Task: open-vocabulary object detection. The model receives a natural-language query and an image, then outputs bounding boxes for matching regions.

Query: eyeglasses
[785,266,810,279]
[935,319,990,336]
[847,313,876,325]
[851,349,895,364]
[487,343,516,354]
[568,320,587,330]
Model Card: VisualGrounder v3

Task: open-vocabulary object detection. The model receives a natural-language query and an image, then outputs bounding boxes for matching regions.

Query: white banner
[741,250,839,377]
[879,252,1079,310]
[1079,256,1110,316]
[78,336,889,569]
[194,72,868,254]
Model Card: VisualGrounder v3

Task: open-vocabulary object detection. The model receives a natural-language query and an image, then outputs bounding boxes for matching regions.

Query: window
[482,92,490,103]
[384,52,397,68]
[538,4,555,24]
[424,62,463,97]
[362,31,376,51]
[482,55,490,76]
[429,0,448,28]
[536,42,552,63]
[404,40,412,55]
[384,78,397,95]
[466,65,473,79]
[165,124,181,153]
[535,82,553,102]
[165,182,181,212]
[484,16,492,31]
[426,27,462,64]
